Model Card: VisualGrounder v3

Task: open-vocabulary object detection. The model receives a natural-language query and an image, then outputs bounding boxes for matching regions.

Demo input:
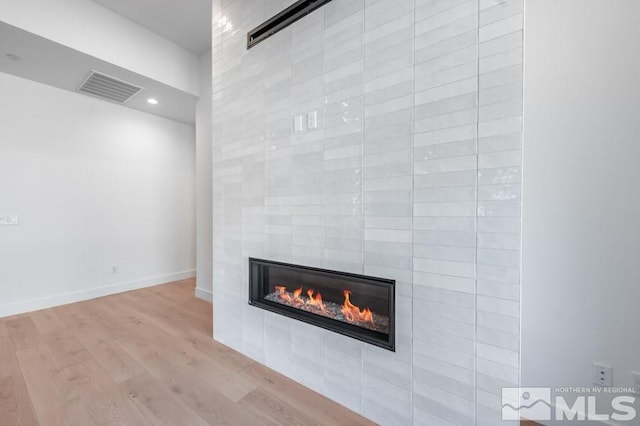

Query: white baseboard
[195,287,213,303]
[0,270,196,318]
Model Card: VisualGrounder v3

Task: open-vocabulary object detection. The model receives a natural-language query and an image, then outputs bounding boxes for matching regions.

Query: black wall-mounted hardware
[247,0,334,49]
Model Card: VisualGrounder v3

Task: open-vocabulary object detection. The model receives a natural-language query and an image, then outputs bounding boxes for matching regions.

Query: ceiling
[0,22,197,124]
[92,0,212,54]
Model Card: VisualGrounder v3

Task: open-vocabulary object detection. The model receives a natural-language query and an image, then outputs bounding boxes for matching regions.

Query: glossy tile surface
[211,0,523,424]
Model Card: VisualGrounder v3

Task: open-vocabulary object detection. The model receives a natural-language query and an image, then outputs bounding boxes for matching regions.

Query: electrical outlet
[293,114,305,133]
[632,371,640,394]
[0,215,19,225]
[592,362,613,387]
[307,110,318,129]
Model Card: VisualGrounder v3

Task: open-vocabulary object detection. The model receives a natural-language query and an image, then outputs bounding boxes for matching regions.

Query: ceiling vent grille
[77,71,142,103]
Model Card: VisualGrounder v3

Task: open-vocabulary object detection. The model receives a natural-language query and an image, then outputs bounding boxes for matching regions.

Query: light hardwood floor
[0,279,374,425]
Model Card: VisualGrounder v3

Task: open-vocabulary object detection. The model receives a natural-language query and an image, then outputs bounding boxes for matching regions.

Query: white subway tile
[415,77,478,105]
[414,244,476,263]
[415,92,477,121]
[414,202,476,219]
[414,170,477,188]
[415,352,474,386]
[365,11,414,45]
[414,186,476,203]
[414,124,477,146]
[477,342,519,368]
[414,338,475,370]
[414,271,476,293]
[415,0,477,36]
[478,311,519,334]
[480,30,522,58]
[415,15,477,52]
[477,231,521,250]
[414,229,476,247]
[477,248,520,266]
[477,295,519,318]
[415,109,478,133]
[478,166,522,185]
[414,258,476,279]
[415,30,478,65]
[415,156,478,175]
[479,0,522,26]
[479,13,523,42]
[477,279,520,301]
[364,228,412,243]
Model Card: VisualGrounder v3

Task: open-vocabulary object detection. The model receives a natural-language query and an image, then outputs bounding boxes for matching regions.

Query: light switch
[307,110,318,130]
[293,114,305,133]
[0,216,19,225]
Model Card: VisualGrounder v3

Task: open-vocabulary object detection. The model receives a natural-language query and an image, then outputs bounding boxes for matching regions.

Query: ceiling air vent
[77,71,142,103]
[247,0,334,49]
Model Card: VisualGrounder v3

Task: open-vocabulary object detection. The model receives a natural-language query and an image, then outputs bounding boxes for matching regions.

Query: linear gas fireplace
[249,258,395,351]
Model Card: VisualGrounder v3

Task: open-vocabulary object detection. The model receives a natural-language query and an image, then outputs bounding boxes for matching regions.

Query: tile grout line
[360,0,365,414]
[411,0,417,423]
[474,0,481,424]
[321,3,327,398]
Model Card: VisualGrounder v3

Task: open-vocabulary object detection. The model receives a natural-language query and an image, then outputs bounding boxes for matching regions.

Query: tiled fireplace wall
[211,0,523,424]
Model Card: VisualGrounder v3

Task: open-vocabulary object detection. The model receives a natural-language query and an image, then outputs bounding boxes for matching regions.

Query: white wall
[0,0,200,95]
[196,50,213,302]
[522,0,640,423]
[0,72,196,317]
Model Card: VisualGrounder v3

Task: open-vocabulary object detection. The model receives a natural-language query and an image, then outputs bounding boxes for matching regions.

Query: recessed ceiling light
[147,98,158,105]
[5,53,21,61]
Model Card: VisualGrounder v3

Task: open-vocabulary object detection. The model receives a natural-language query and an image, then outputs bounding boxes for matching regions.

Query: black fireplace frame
[248,257,395,351]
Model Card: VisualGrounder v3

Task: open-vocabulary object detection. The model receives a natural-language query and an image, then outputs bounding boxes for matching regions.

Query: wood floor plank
[89,301,206,379]
[0,375,40,426]
[16,343,70,426]
[16,342,97,426]
[43,329,93,369]
[60,398,98,426]
[180,330,254,372]
[0,279,373,425]
[0,320,9,338]
[178,356,257,403]
[120,372,208,426]
[119,292,191,337]
[238,387,324,426]
[73,319,145,384]
[54,303,94,331]
[180,294,212,323]
[245,362,376,426]
[0,335,40,425]
[124,288,210,337]
[161,364,262,426]
[30,308,67,335]
[6,317,40,351]
[59,358,151,426]
[146,280,195,306]
[0,337,21,378]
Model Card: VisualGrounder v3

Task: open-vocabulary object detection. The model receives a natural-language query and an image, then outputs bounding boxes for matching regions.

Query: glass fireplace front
[248,257,395,351]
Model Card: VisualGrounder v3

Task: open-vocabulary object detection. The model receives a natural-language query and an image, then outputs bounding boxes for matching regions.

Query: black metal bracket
[247,0,334,49]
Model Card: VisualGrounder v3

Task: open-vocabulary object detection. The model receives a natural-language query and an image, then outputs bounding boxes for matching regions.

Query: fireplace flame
[306,289,327,312]
[275,285,292,302]
[341,290,374,325]
[293,287,303,304]
[273,286,374,326]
